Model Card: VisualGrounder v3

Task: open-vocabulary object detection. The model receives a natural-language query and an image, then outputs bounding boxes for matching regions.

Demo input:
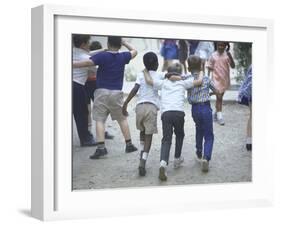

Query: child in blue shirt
[73,36,138,159]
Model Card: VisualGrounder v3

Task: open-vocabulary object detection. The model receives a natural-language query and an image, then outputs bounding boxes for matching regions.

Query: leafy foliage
[233,42,252,84]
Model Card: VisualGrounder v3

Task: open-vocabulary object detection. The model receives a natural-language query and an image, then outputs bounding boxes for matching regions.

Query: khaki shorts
[93,88,126,122]
[135,103,158,134]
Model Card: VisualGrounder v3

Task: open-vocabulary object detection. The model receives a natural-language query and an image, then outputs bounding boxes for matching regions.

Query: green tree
[233,42,252,84]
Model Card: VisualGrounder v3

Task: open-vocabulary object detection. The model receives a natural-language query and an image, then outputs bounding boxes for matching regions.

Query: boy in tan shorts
[122,52,164,176]
[73,36,138,159]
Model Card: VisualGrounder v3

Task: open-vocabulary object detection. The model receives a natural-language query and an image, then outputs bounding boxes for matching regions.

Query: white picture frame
[31,4,274,221]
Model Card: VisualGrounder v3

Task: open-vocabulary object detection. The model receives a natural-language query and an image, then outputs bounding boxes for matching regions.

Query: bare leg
[144,134,153,153]
[96,121,105,142]
[216,93,224,113]
[117,119,131,141]
[139,132,153,176]
[216,93,225,125]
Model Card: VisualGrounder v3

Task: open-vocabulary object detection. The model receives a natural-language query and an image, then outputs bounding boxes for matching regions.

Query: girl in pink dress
[207,42,235,125]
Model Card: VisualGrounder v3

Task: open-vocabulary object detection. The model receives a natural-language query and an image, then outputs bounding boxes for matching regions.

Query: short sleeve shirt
[90,51,131,90]
[153,77,194,113]
[135,71,164,109]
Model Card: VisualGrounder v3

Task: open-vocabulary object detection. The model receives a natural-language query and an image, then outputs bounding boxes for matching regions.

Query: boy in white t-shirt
[122,52,164,176]
[144,63,203,181]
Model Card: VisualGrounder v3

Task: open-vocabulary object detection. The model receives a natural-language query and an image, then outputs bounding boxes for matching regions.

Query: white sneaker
[173,156,184,169]
[217,118,225,126]
[201,159,209,172]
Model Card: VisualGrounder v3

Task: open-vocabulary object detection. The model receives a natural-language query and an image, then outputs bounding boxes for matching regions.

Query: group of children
[73,35,236,181]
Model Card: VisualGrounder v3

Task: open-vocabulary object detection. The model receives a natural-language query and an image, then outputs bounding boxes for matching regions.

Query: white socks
[160,160,167,167]
[217,111,223,120]
[142,152,148,160]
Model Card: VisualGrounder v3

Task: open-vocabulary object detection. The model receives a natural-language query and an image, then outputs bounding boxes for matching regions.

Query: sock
[246,137,252,144]
[97,142,105,149]
[140,141,144,151]
[217,112,223,120]
[160,160,167,167]
[125,139,132,146]
[142,152,148,160]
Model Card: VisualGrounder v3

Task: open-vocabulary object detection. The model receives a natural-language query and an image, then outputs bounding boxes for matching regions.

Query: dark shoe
[125,143,138,153]
[105,131,114,140]
[201,158,209,172]
[81,139,98,147]
[246,143,252,151]
[89,148,108,159]
[138,159,146,176]
[159,166,167,181]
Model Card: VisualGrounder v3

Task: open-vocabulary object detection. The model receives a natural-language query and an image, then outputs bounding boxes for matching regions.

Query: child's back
[136,70,163,108]
[187,74,215,104]
[90,51,131,90]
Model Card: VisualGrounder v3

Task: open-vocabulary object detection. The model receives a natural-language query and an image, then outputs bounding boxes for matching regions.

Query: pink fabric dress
[207,51,231,93]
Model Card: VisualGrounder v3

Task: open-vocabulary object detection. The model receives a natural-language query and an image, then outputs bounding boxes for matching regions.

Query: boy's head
[89,41,102,51]
[73,34,91,50]
[143,52,159,71]
[107,36,122,49]
[167,62,182,75]
[188,55,201,72]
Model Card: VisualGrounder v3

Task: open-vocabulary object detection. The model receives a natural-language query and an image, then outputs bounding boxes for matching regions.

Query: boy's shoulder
[143,70,165,79]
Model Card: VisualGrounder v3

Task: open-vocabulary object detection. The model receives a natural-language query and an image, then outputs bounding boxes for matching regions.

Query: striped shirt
[187,74,216,104]
[238,65,252,102]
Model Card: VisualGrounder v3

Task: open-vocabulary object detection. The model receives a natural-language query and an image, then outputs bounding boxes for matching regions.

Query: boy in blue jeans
[187,55,219,172]
[73,36,138,159]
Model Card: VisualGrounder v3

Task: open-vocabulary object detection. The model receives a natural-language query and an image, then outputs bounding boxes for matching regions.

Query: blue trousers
[191,102,214,161]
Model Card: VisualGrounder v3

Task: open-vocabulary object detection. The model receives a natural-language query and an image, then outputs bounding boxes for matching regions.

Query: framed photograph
[31,4,274,221]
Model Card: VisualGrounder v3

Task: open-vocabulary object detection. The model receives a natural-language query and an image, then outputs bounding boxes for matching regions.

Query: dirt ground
[72,100,252,190]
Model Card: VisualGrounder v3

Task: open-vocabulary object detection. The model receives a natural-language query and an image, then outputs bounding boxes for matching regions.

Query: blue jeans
[191,102,214,161]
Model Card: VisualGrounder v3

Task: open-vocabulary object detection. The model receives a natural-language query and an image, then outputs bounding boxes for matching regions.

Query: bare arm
[122,84,140,116]
[193,71,203,86]
[122,40,138,59]
[89,48,106,56]
[227,51,235,68]
[143,69,154,86]
[73,59,94,68]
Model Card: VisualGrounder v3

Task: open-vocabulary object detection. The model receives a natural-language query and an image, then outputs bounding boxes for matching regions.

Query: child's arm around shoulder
[143,69,164,90]
[89,48,107,56]
[73,59,94,68]
[183,72,203,90]
[143,69,154,86]
[192,71,203,86]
